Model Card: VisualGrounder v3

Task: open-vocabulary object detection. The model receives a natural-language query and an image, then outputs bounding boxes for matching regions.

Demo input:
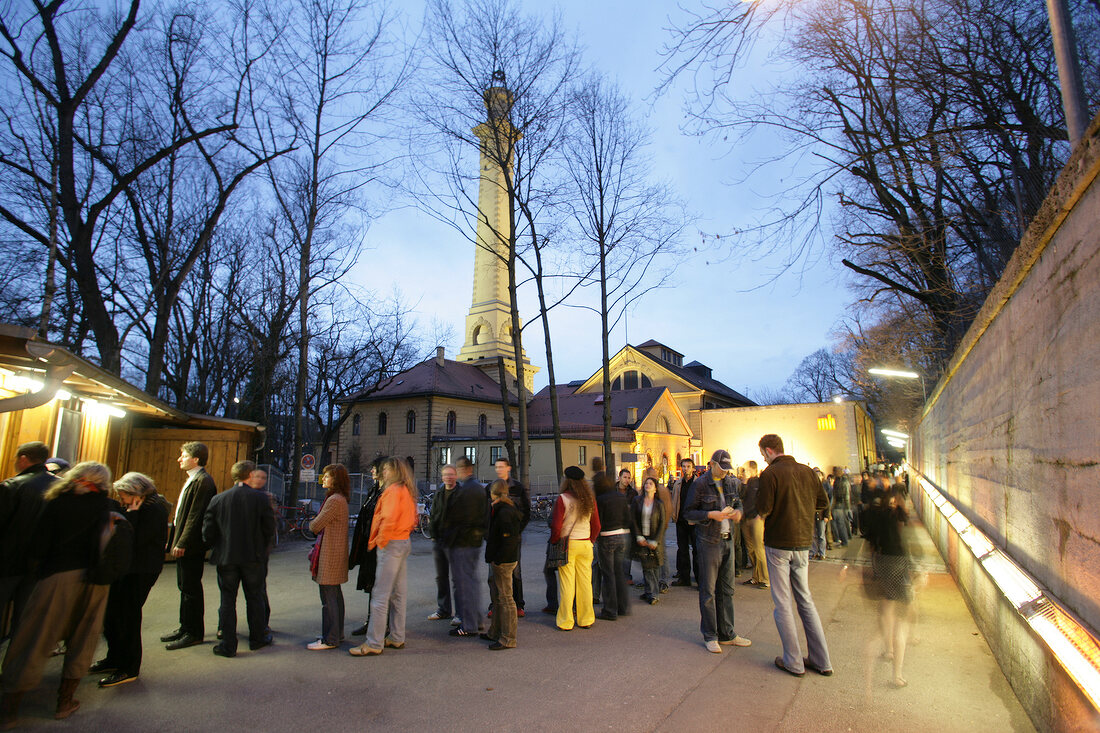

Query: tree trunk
[497,356,516,469]
[599,238,614,474]
[530,232,563,483]
[38,156,59,338]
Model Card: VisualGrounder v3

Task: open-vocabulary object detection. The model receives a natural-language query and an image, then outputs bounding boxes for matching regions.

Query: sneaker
[427,612,450,621]
[704,640,722,654]
[383,638,405,649]
[450,617,462,627]
[306,641,337,650]
[349,644,382,656]
[719,635,752,647]
[517,608,526,618]
[449,628,475,637]
[98,672,138,688]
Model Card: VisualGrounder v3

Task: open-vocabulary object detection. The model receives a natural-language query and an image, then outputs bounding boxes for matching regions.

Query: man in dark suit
[202,460,275,657]
[161,441,217,650]
[0,441,57,636]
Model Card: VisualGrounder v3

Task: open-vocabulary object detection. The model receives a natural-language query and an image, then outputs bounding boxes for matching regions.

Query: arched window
[377,412,387,435]
[352,414,361,436]
[612,376,622,391]
[478,414,488,437]
[472,324,482,345]
[623,370,639,390]
[406,410,416,434]
[446,411,457,434]
[657,416,671,433]
[641,374,652,388]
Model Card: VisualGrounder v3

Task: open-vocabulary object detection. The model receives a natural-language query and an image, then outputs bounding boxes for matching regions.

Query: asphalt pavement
[3,512,1034,732]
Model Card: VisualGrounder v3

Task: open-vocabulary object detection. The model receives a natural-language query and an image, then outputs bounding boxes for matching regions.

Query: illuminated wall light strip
[912,464,1100,711]
[946,509,972,535]
[1027,609,1100,711]
[980,550,1043,608]
[957,526,996,558]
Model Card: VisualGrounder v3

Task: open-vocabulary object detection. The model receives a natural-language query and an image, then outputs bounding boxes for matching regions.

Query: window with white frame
[578,445,587,465]
[464,446,477,464]
[490,446,502,464]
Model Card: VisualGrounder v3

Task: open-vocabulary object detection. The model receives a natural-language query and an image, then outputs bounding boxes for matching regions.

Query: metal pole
[1047,0,1090,147]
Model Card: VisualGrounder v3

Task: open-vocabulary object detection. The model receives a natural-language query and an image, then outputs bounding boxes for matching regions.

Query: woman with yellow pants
[549,466,601,631]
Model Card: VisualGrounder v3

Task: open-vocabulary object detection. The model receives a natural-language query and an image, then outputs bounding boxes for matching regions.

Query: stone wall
[912,112,1100,731]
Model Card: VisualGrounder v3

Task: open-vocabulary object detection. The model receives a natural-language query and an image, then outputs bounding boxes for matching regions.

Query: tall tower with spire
[456,71,538,393]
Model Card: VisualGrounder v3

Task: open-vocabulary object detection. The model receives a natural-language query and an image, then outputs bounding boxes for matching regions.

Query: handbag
[545,510,576,570]
[309,529,324,578]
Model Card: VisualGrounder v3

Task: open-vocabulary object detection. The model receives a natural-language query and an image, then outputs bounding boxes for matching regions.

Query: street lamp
[881,429,909,439]
[1046,0,1090,147]
[868,366,926,401]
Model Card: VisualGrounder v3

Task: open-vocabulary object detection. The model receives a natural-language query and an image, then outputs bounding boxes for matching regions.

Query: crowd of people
[0,435,919,727]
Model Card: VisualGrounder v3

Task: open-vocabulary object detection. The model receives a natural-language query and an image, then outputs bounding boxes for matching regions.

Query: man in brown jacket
[756,433,833,678]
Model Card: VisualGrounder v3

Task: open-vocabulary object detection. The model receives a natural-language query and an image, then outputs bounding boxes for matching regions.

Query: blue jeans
[318,584,344,646]
[596,535,630,617]
[765,546,832,674]
[432,541,452,616]
[366,539,410,650]
[694,534,737,642]
[812,518,827,557]
[447,545,485,633]
[834,509,851,544]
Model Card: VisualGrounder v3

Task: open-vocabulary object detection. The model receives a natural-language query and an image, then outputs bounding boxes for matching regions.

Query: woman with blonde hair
[484,480,522,649]
[549,466,601,631]
[307,464,350,650]
[1,462,114,725]
[350,457,417,656]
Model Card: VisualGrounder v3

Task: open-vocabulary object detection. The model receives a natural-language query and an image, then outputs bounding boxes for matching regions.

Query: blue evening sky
[353,1,852,398]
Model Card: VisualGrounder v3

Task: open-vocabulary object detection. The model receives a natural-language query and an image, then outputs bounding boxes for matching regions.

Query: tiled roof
[339,358,517,405]
[527,387,667,431]
[632,348,755,406]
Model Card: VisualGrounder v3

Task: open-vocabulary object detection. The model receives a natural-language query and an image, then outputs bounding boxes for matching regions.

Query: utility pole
[1046,0,1090,147]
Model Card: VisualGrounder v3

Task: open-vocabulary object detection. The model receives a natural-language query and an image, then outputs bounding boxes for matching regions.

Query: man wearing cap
[681,449,752,653]
[757,433,833,677]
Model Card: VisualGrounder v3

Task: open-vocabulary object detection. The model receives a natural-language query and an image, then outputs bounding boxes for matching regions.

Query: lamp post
[1047,0,1090,148]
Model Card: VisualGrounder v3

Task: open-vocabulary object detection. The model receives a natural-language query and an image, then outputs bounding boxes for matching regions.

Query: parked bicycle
[531,494,555,522]
[276,499,318,541]
[416,491,434,538]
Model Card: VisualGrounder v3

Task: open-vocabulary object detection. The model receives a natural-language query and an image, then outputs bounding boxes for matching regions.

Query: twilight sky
[352,0,853,399]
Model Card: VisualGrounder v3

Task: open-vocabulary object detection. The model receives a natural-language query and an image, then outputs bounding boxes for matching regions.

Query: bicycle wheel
[300,512,318,541]
[420,515,432,539]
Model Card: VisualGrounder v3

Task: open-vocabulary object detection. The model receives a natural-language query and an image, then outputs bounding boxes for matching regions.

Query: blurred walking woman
[351,457,417,656]
[1,462,113,725]
[550,466,601,631]
[307,464,350,650]
[95,473,169,688]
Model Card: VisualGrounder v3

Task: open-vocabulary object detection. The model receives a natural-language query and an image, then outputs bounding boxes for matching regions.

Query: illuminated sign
[817,414,836,431]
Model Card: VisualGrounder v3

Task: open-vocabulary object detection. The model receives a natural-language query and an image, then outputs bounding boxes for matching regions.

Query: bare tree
[562,74,684,473]
[661,0,1099,369]
[417,0,580,482]
[260,0,411,502]
[0,0,238,373]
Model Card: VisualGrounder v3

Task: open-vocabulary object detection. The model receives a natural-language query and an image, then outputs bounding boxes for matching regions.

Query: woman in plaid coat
[307,464,350,650]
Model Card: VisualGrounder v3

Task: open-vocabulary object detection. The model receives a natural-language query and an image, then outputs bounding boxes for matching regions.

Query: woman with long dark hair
[1,462,113,725]
[307,464,350,650]
[350,457,417,656]
[348,456,387,636]
[549,467,601,631]
[632,476,667,605]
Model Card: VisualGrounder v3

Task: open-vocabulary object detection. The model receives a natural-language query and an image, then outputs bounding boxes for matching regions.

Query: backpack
[88,511,134,585]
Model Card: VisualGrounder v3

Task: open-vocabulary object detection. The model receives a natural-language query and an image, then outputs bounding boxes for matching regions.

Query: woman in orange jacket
[350,457,417,656]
